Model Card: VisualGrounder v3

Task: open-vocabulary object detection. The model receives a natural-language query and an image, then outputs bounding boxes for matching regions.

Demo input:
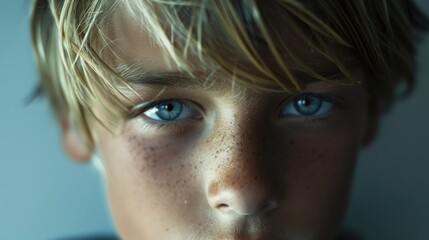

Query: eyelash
[286,93,344,114]
[128,99,203,134]
[129,93,344,131]
[282,93,345,126]
[138,119,196,135]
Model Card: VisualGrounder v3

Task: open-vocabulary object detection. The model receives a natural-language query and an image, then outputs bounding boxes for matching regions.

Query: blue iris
[154,100,183,121]
[293,94,323,116]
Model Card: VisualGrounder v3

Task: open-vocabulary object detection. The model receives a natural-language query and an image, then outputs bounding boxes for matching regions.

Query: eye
[143,99,199,122]
[281,93,335,117]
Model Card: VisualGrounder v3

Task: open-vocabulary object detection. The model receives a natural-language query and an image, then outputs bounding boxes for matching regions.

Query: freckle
[306,185,311,190]
[311,149,317,154]
[254,175,258,180]
[290,140,294,146]
[150,147,156,151]
[168,167,173,172]
[317,153,323,158]
[165,228,169,232]
[180,164,184,168]
[199,161,203,165]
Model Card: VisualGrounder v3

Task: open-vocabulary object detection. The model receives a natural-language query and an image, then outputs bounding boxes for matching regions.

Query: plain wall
[0,1,428,239]
[0,1,115,239]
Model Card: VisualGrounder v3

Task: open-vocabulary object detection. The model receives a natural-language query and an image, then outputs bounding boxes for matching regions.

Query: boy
[31,0,428,239]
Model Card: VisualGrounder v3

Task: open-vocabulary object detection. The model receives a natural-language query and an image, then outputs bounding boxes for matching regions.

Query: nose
[205,122,278,216]
[207,176,278,215]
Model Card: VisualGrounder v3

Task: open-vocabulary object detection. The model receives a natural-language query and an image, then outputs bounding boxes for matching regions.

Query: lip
[209,232,281,240]
[214,236,279,240]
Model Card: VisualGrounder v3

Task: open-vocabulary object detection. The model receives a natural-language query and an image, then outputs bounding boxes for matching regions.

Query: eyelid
[126,100,162,119]
[278,93,346,118]
[126,98,204,120]
[296,93,346,109]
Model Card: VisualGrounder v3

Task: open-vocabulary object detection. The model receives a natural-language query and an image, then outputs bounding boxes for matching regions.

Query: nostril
[217,203,229,209]
[260,201,277,214]
[213,197,278,215]
[208,181,279,215]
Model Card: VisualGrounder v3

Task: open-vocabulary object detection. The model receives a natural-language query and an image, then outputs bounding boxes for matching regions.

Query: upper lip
[207,231,283,240]
[211,235,281,240]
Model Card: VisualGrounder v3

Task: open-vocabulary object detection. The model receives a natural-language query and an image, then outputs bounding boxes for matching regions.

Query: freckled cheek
[98,131,206,235]
[118,133,203,199]
[284,138,357,184]
[281,121,360,183]
[277,129,359,222]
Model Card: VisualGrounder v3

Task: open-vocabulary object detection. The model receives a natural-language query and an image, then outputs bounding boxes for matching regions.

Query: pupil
[156,100,183,121]
[294,94,321,116]
[166,103,174,111]
[301,97,311,106]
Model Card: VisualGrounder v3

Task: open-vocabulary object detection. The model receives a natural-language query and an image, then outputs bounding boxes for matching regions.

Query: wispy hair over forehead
[31,0,429,146]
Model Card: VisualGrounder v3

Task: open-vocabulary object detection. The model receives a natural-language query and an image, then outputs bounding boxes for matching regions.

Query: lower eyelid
[137,115,205,136]
[138,99,202,121]
[280,97,335,117]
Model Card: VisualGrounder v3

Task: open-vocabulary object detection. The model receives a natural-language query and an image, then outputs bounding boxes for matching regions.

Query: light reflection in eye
[143,99,199,122]
[131,93,340,128]
[281,93,336,117]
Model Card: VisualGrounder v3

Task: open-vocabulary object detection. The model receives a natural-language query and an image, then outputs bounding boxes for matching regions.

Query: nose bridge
[219,118,260,165]
[205,113,278,216]
[211,111,265,178]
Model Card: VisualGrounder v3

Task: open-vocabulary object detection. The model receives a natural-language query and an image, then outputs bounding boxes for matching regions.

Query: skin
[62,9,377,240]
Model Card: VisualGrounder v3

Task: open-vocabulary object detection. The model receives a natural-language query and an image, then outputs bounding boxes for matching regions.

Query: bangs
[32,0,428,145]
[120,0,362,93]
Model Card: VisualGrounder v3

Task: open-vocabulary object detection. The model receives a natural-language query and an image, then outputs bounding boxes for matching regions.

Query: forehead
[101,4,361,94]
[104,8,169,71]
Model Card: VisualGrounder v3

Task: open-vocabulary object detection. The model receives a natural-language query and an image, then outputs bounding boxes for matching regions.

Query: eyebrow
[115,61,359,91]
[116,66,200,88]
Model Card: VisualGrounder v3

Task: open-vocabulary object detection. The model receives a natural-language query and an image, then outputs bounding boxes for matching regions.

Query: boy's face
[64,11,375,240]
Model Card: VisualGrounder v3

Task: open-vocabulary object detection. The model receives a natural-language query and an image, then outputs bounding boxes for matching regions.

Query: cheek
[274,123,361,232]
[96,126,204,238]
[286,133,358,188]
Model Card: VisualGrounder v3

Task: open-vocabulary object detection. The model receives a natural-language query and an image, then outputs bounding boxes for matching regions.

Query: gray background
[0,1,428,239]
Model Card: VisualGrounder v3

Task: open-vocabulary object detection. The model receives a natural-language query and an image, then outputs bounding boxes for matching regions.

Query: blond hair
[31,0,429,147]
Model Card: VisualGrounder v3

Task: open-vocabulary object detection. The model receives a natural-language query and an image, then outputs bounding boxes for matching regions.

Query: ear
[60,113,92,162]
[361,100,380,148]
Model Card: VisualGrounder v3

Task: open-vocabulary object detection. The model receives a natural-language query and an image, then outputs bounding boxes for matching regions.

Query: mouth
[187,215,289,240]
[227,235,280,240]
[202,234,286,240]
[186,227,284,240]
[193,228,286,240]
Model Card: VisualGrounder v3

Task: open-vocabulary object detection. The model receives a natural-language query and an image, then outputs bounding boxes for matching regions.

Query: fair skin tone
[62,10,377,240]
